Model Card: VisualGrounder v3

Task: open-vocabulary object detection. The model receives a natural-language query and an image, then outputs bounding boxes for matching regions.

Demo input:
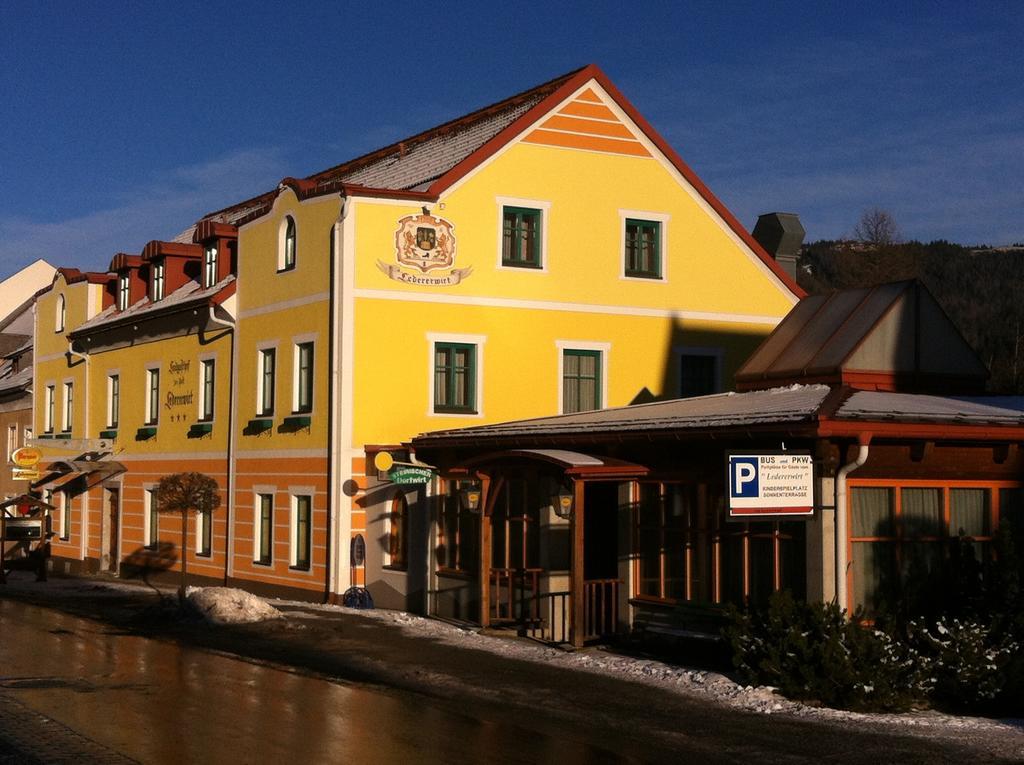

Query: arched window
[55,294,65,332]
[280,215,297,271]
[387,493,408,570]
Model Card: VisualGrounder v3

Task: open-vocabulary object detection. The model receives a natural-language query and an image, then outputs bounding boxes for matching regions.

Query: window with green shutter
[434,342,476,413]
[502,207,542,268]
[562,349,601,413]
[625,219,661,278]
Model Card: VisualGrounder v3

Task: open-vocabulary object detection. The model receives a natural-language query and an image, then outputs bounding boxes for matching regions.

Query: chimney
[752,212,805,282]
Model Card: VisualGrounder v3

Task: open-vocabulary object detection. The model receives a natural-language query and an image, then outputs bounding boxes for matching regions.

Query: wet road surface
[2,593,1022,764]
[0,599,638,764]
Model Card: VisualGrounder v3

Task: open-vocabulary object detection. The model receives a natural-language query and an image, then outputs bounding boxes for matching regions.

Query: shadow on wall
[120,542,177,596]
[629,315,774,405]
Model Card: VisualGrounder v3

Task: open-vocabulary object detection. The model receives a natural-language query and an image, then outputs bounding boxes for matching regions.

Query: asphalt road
[1,584,1022,764]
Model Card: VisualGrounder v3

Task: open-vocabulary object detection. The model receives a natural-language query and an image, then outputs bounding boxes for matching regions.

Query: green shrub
[726,591,930,712]
[908,617,1019,712]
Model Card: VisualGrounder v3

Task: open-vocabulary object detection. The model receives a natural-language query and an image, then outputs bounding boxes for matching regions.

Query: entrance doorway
[582,482,621,639]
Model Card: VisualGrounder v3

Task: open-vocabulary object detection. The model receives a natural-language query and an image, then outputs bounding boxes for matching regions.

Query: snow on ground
[286,598,1024,736]
[187,587,283,624]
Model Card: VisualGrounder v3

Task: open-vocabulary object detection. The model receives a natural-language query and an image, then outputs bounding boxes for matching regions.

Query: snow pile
[187,587,283,624]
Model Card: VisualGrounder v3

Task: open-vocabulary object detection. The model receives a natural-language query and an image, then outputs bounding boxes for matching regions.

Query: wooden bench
[632,601,726,644]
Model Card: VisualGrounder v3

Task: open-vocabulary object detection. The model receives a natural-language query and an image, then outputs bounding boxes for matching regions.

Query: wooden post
[570,479,585,648]
[478,474,491,628]
[479,474,505,628]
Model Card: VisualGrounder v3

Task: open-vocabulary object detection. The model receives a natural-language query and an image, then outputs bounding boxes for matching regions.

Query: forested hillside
[797,240,1024,394]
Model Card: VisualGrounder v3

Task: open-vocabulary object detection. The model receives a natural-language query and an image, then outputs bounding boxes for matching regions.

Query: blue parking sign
[729,456,760,498]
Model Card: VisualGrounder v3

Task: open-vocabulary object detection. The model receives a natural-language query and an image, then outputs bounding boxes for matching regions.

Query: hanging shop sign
[726,451,814,519]
[11,468,41,482]
[10,447,42,468]
[2,517,43,540]
[377,213,472,286]
[387,466,435,485]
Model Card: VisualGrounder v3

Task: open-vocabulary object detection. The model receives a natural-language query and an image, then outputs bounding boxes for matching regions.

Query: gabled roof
[735,281,988,393]
[184,64,802,297]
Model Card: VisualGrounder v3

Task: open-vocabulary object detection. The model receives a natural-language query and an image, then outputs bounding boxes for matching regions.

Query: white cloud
[0,148,287,279]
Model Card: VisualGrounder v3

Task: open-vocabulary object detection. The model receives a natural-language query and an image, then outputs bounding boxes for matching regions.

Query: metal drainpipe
[328,195,350,601]
[206,306,235,586]
[835,434,871,613]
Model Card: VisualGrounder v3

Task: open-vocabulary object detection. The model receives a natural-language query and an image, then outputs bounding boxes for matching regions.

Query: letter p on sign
[730,457,759,498]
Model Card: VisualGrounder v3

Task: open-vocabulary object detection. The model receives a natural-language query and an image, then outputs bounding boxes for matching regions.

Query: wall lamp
[553,484,574,519]
[460,483,482,513]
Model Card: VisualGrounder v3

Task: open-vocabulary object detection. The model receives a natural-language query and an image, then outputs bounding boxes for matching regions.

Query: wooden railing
[527,591,570,645]
[490,567,542,625]
[490,570,622,645]
[583,579,621,641]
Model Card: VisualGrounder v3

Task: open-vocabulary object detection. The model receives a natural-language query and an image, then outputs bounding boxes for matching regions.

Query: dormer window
[117,273,130,310]
[203,244,218,288]
[279,215,297,271]
[55,294,65,332]
[151,261,165,301]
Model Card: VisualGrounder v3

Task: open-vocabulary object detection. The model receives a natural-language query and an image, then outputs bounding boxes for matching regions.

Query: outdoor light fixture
[553,485,574,519]
[460,484,482,513]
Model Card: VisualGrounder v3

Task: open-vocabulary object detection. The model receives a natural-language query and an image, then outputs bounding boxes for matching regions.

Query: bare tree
[854,208,901,247]
[156,472,221,603]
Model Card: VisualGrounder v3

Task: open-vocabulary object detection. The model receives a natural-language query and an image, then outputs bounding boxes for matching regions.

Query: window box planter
[280,414,311,431]
[136,426,157,440]
[244,417,274,435]
[188,422,213,439]
[99,429,118,440]
[55,433,72,440]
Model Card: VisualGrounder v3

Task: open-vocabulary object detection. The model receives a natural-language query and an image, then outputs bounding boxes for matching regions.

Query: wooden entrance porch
[458,449,647,648]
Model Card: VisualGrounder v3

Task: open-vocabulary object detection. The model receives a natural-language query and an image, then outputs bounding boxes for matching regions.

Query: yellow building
[223,64,800,604]
[33,65,800,606]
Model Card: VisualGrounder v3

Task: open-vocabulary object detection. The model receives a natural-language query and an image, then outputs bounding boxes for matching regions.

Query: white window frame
[291,335,317,414]
[55,294,65,332]
[143,486,158,547]
[198,356,216,422]
[44,384,56,433]
[619,209,670,282]
[426,332,486,418]
[203,244,218,288]
[117,273,130,310]
[289,489,315,570]
[145,365,160,425]
[253,486,276,565]
[555,340,610,414]
[278,215,297,272]
[673,345,724,398]
[106,372,120,429]
[61,380,74,433]
[151,260,165,301]
[57,491,70,541]
[196,506,212,557]
[256,343,278,417]
[7,424,17,461]
[495,196,551,273]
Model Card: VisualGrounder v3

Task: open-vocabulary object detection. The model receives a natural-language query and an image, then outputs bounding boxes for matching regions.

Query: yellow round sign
[11,446,42,468]
[373,451,394,472]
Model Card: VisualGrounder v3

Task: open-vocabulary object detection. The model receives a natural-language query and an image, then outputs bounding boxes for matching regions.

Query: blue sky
[2,1,1022,279]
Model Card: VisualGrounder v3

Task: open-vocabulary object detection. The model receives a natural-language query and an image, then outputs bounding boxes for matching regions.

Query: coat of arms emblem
[395,214,454,272]
[378,212,472,286]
